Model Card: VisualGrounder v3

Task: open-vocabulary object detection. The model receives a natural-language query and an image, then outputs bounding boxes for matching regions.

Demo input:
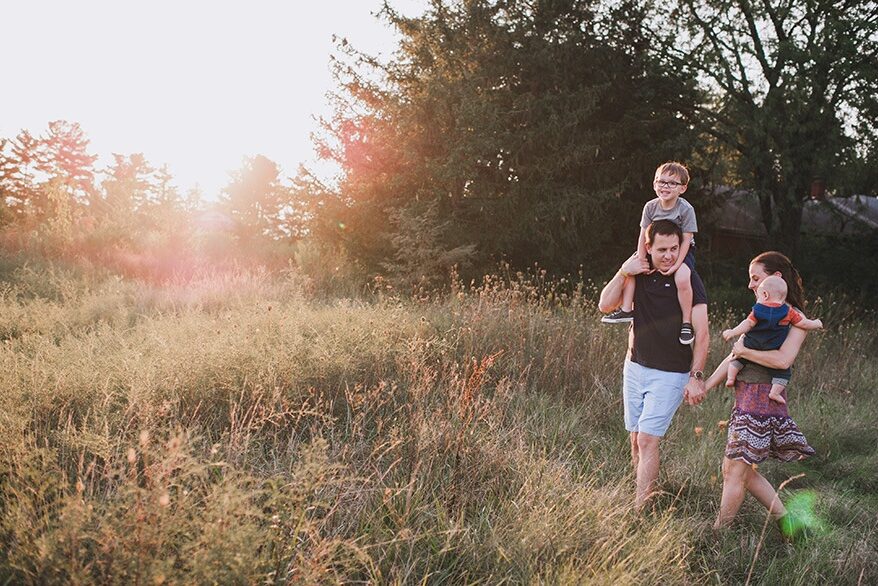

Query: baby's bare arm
[794,317,823,331]
[723,318,754,342]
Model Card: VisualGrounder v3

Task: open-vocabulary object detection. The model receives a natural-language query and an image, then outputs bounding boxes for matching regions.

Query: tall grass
[0,255,875,584]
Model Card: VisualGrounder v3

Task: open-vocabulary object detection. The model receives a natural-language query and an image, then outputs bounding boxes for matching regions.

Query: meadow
[0,254,876,585]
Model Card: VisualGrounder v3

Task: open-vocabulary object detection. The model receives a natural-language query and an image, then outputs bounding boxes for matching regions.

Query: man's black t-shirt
[630,271,708,373]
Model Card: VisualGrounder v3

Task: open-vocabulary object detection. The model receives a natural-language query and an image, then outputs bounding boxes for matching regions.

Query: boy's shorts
[623,359,688,437]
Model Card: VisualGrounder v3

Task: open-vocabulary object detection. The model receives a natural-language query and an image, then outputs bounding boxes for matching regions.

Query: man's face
[646,232,681,272]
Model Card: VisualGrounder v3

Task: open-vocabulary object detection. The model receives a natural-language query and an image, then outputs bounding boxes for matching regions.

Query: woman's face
[748,262,782,297]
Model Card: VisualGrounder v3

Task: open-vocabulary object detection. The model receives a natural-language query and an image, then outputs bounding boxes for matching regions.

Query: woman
[705,251,816,532]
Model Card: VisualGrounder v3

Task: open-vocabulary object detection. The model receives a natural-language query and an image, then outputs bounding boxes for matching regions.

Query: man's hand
[722,328,736,342]
[684,378,706,406]
[621,253,651,277]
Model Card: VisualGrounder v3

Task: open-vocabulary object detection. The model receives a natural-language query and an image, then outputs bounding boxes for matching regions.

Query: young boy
[722,275,823,403]
[602,161,699,345]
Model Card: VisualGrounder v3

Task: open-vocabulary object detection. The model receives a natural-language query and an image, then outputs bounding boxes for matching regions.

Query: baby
[722,275,823,403]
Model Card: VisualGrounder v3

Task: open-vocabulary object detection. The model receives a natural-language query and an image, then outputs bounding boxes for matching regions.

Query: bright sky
[1,0,427,199]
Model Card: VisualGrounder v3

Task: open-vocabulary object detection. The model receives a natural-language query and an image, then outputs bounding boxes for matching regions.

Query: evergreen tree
[37,121,98,205]
[0,139,21,225]
[221,155,289,244]
[313,0,701,278]
[101,153,157,221]
[1,131,43,223]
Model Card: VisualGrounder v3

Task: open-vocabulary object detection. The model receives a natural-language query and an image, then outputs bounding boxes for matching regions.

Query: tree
[221,155,289,243]
[101,153,156,222]
[2,121,98,226]
[0,131,42,223]
[0,139,21,225]
[666,0,878,254]
[313,0,701,278]
[37,120,98,205]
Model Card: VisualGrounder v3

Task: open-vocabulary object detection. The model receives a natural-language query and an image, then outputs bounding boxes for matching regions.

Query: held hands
[684,378,706,406]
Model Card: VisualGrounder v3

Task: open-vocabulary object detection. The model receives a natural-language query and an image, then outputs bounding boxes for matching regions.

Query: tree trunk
[770,184,805,257]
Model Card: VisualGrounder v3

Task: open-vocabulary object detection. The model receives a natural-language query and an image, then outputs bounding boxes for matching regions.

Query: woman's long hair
[751,251,806,310]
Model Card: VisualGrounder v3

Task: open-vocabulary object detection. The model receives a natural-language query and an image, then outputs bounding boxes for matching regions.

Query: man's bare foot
[768,393,786,404]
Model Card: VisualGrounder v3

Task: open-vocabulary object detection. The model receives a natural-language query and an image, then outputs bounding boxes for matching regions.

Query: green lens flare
[779,491,827,538]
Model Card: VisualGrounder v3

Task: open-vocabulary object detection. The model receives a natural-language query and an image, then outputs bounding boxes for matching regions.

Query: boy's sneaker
[679,322,695,345]
[602,309,634,324]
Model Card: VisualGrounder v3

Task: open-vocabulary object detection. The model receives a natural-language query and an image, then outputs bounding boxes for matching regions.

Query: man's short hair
[645,219,682,246]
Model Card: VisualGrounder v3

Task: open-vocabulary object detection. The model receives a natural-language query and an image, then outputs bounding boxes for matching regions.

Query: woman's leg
[745,470,787,519]
[715,457,751,529]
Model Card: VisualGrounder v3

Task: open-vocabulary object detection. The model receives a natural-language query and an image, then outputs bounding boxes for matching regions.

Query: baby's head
[756,275,788,304]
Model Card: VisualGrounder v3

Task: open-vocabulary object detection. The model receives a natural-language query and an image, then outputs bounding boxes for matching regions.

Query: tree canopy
[314,0,703,283]
[666,0,878,253]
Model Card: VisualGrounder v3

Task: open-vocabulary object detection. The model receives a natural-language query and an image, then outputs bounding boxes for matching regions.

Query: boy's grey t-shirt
[640,197,698,233]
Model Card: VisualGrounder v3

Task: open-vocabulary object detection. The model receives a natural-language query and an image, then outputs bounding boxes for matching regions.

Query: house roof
[709,188,767,237]
[802,195,878,235]
[711,189,878,237]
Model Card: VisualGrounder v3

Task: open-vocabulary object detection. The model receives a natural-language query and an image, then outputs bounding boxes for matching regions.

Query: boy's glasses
[655,180,684,188]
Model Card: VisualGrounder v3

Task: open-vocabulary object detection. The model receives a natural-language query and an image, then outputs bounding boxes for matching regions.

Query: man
[598,219,709,510]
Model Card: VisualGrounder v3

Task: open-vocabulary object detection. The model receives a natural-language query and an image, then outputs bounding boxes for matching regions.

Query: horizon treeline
[1,0,876,289]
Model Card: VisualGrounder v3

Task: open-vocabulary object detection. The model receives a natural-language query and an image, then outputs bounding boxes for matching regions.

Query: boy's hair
[645,219,682,246]
[655,161,690,185]
[757,275,788,302]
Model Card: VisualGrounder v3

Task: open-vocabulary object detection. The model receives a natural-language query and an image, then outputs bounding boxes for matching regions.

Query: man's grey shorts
[623,359,688,437]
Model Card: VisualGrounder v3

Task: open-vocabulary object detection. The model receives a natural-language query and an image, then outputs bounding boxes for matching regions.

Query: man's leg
[635,432,661,510]
[633,368,687,511]
[630,432,640,472]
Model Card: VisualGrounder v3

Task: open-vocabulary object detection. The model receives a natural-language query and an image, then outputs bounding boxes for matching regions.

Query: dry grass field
[1,255,876,584]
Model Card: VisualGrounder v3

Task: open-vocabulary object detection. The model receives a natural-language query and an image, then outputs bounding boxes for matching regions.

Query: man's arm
[684,303,709,405]
[598,253,650,313]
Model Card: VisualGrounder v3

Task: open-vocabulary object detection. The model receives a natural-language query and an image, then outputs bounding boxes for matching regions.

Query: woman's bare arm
[705,352,733,390]
[732,326,807,370]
